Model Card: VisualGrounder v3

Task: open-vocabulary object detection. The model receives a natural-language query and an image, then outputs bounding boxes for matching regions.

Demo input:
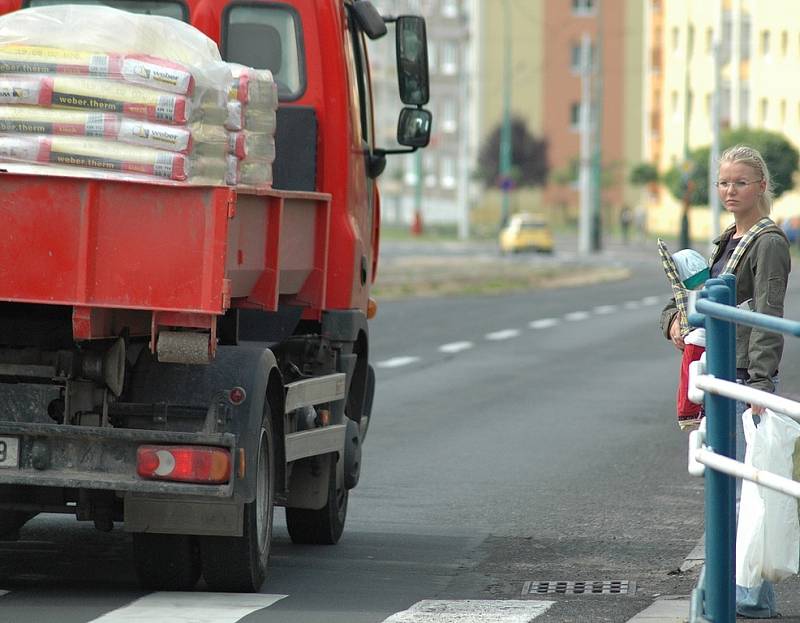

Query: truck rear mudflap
[0,421,236,497]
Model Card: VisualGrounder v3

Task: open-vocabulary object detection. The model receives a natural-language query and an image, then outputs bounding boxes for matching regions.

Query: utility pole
[590,0,603,252]
[411,149,423,235]
[498,0,512,229]
[679,8,692,250]
[578,33,592,255]
[456,1,470,240]
[709,29,722,250]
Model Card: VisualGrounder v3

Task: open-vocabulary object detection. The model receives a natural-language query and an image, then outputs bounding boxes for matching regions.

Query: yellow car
[499,213,554,254]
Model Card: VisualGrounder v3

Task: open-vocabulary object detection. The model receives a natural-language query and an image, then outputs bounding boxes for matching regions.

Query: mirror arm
[381,15,398,23]
[374,147,417,156]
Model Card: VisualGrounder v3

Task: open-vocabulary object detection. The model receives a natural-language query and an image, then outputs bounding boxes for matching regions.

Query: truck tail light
[137,445,231,484]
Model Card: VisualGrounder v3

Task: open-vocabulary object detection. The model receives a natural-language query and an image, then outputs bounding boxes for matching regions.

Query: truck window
[222,3,305,101]
[24,0,187,21]
[348,21,374,148]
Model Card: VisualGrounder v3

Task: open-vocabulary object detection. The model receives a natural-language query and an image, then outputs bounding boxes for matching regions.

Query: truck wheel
[200,420,274,592]
[286,454,348,545]
[133,533,201,590]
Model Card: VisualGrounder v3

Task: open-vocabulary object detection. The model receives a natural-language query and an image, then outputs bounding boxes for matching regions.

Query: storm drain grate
[522,580,636,596]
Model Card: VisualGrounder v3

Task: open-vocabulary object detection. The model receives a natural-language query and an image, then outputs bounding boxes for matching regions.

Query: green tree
[663,129,799,205]
[477,117,549,188]
[629,162,659,186]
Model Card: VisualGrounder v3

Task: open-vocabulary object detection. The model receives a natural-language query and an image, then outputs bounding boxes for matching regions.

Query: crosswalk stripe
[593,305,617,315]
[382,599,554,622]
[86,592,287,623]
[564,311,590,321]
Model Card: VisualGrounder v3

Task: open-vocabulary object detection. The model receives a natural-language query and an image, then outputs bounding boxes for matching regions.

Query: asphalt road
[0,238,799,622]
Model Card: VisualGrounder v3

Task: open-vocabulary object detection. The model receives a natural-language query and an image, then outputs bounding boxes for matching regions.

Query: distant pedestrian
[635,205,647,241]
[659,144,790,619]
[619,206,633,244]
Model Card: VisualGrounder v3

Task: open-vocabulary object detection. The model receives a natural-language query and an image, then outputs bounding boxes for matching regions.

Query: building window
[671,90,679,117]
[570,102,581,129]
[780,99,786,125]
[441,0,458,18]
[441,157,456,189]
[671,27,679,53]
[687,25,694,57]
[441,41,457,75]
[424,153,437,188]
[705,93,712,116]
[761,30,770,56]
[705,27,713,54]
[571,42,581,71]
[760,98,768,124]
[781,31,788,56]
[441,99,457,132]
[572,0,595,15]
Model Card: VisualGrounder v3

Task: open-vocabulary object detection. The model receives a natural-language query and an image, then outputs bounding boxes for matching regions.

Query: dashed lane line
[564,311,590,321]
[641,295,661,306]
[529,318,560,329]
[382,599,554,622]
[623,300,641,310]
[593,304,617,315]
[485,329,521,341]
[376,356,421,369]
[438,341,474,354]
[87,592,287,623]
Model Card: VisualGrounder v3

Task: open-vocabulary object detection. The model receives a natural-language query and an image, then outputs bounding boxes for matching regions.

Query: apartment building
[475,0,645,231]
[646,0,800,237]
[370,0,475,228]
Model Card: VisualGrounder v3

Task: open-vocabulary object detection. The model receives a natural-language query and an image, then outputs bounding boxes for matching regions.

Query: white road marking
[0,590,8,598]
[593,305,617,315]
[438,341,474,354]
[376,356,421,369]
[623,300,641,310]
[529,318,560,329]
[564,311,590,321]
[485,329,521,341]
[382,599,554,622]
[641,296,661,306]
[87,592,286,623]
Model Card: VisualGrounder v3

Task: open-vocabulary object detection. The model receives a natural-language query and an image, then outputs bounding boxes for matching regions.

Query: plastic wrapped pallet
[0,5,233,185]
[226,131,275,161]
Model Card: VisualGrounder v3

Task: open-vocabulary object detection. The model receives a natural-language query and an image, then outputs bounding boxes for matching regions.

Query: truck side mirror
[396,16,429,106]
[397,107,431,148]
[350,1,387,40]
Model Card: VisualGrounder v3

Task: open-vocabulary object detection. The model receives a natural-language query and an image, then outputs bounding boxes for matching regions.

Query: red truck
[0,0,431,591]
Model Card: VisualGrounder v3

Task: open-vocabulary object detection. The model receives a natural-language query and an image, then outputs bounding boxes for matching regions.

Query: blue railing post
[703,276,737,622]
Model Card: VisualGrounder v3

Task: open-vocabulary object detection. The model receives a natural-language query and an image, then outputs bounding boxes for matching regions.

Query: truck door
[344,9,378,292]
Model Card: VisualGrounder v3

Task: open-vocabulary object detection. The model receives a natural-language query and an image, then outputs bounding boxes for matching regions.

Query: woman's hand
[669,315,685,351]
[750,404,766,416]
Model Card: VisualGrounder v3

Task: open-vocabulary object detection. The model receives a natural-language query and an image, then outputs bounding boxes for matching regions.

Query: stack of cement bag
[0,5,234,184]
[224,64,277,187]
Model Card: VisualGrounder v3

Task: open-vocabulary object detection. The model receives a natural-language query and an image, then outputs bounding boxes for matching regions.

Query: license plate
[0,437,19,468]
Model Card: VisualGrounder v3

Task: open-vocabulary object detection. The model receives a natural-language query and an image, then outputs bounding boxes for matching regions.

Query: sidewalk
[625,533,800,622]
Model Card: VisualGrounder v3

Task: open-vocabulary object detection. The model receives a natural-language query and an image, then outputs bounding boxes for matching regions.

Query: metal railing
[684,274,800,622]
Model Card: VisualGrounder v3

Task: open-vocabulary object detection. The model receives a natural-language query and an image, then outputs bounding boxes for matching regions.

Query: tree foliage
[663,129,799,205]
[629,162,659,186]
[477,117,549,188]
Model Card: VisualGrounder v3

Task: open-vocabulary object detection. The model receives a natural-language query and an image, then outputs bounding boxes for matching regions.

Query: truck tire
[286,454,348,545]
[132,533,201,590]
[200,416,274,592]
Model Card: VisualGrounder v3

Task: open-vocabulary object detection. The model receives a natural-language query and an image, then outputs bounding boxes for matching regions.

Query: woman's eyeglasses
[715,180,762,191]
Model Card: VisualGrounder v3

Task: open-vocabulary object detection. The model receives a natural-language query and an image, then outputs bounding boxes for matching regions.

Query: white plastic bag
[736,408,800,587]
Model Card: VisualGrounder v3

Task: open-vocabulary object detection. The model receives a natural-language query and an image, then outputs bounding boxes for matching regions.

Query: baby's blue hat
[673,249,710,289]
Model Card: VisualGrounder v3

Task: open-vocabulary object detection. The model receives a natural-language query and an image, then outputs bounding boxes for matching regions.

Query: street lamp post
[498,0,512,229]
